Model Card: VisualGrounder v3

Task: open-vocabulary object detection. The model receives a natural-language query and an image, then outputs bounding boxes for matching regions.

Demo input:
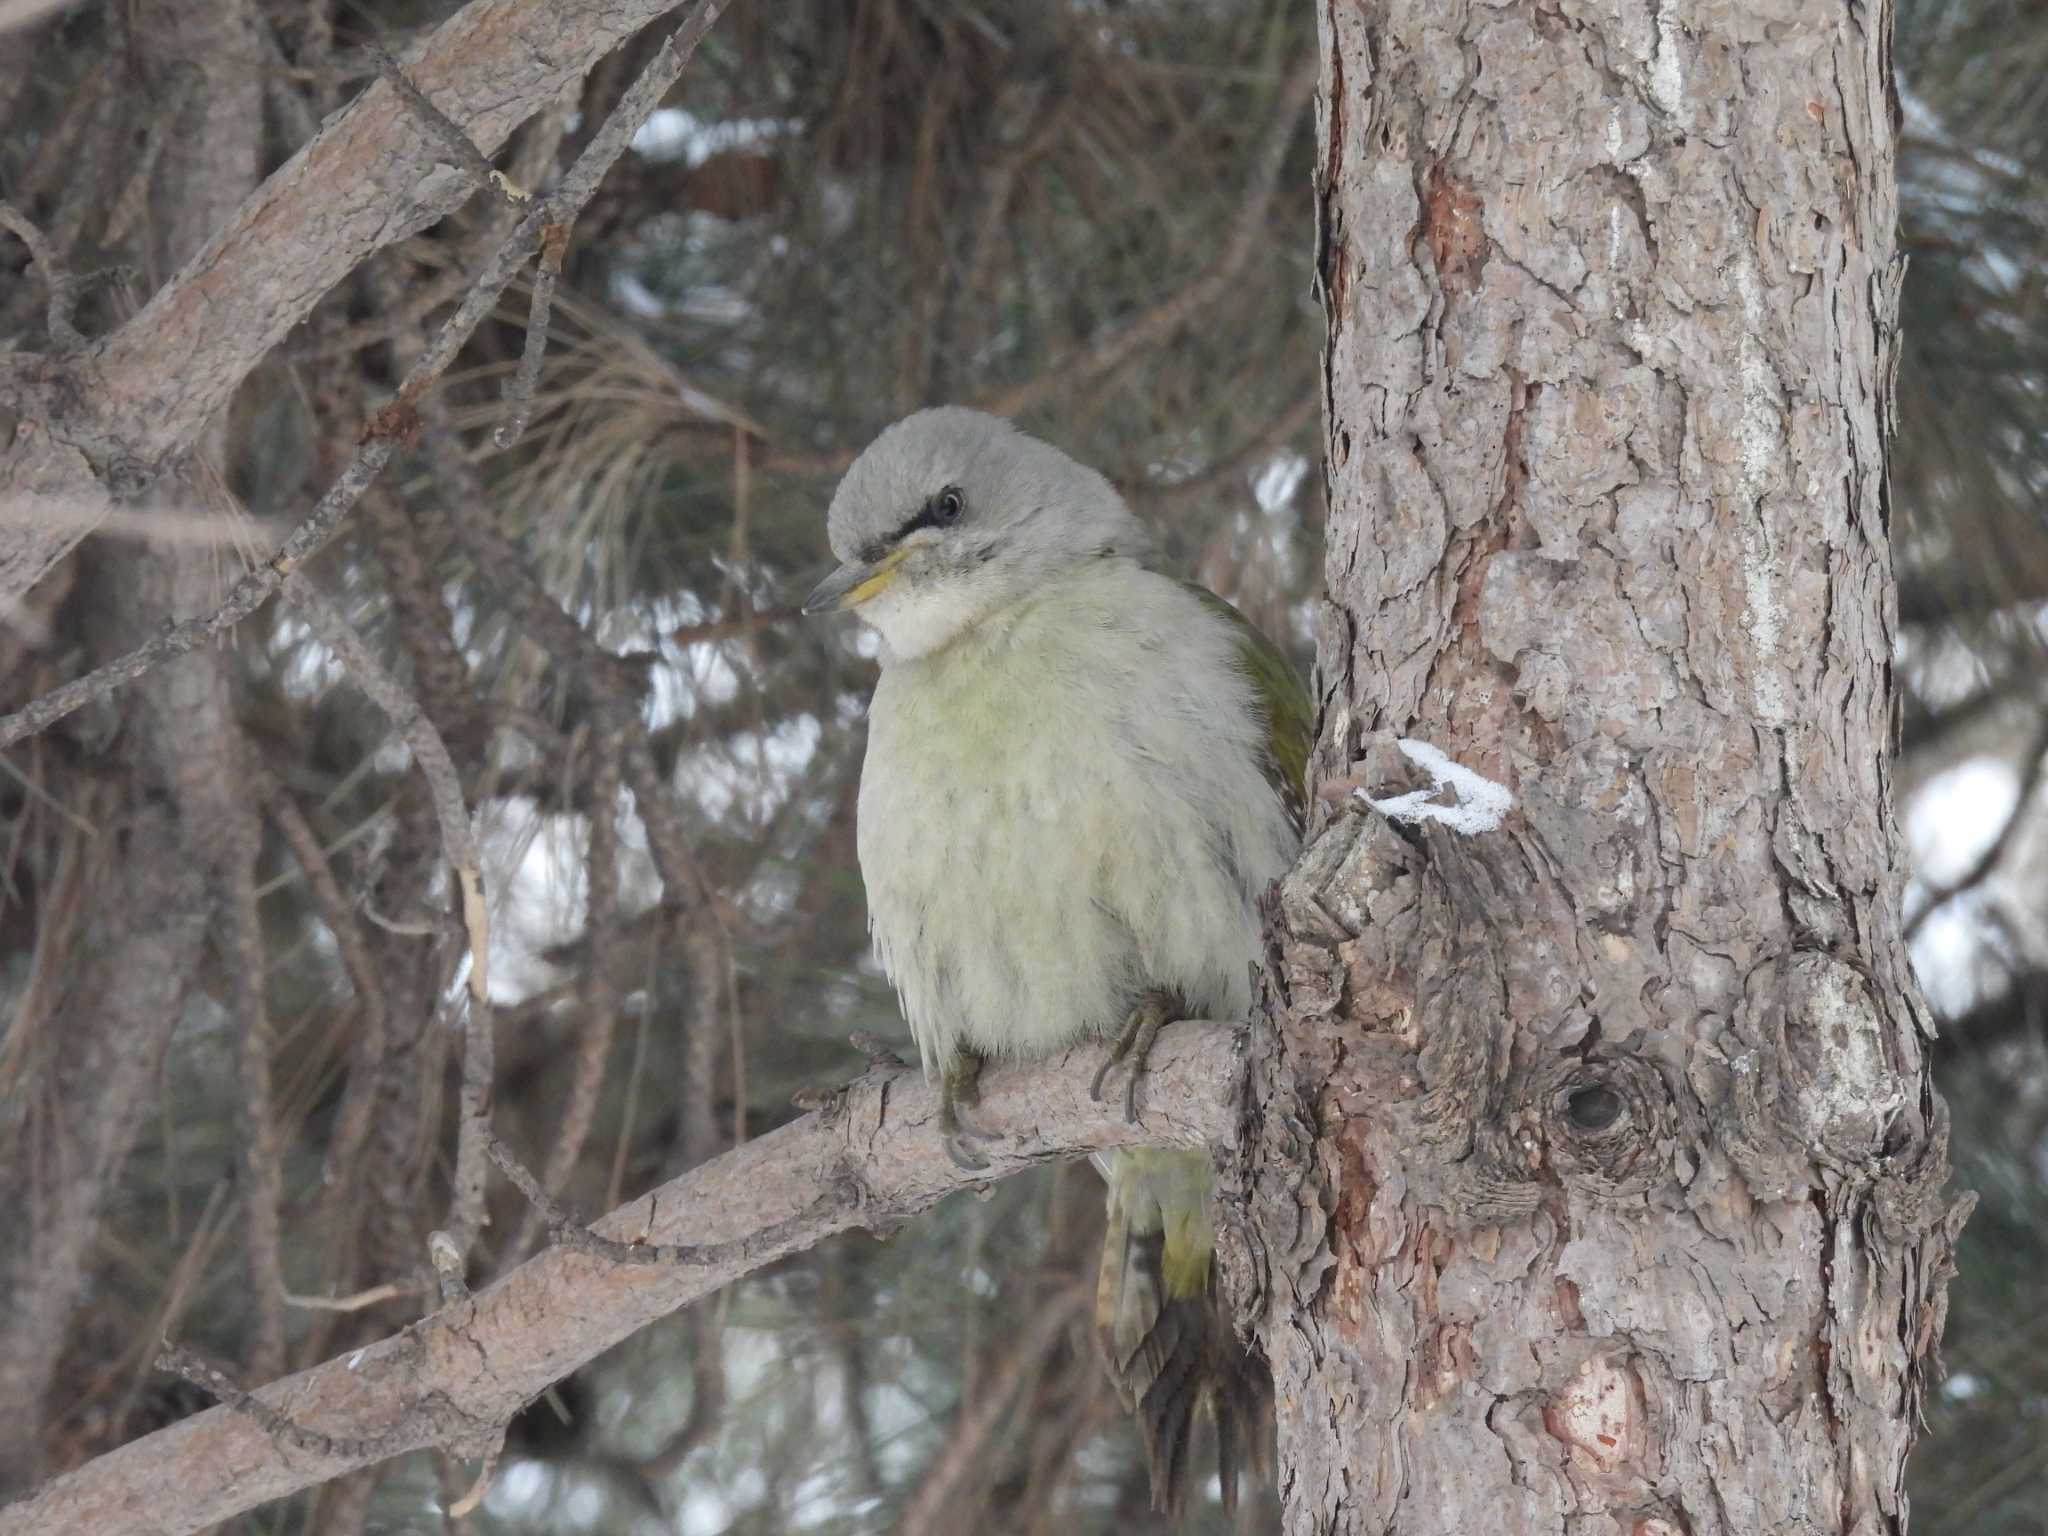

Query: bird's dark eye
[887,487,967,546]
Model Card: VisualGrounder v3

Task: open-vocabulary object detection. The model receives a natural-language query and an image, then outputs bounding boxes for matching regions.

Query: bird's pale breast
[856,560,1296,1073]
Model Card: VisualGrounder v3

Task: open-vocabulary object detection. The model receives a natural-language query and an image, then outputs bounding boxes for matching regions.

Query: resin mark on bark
[1422,162,1487,296]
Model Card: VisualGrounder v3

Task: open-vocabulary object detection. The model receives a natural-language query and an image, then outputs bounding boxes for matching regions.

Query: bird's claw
[1086,1058,1144,1121]
[943,1130,994,1173]
[941,1047,997,1172]
[1092,989,1181,1124]
[1089,1054,1117,1105]
[941,1103,998,1171]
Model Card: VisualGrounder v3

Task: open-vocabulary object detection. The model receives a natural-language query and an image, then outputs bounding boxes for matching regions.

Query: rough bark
[0,1028,1240,1536]
[1236,1,1966,1532]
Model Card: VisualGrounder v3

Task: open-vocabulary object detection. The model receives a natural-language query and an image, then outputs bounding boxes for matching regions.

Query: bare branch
[73,0,731,468]
[898,1286,1088,1536]
[6,1025,1243,1536]
[732,56,1319,487]
[0,0,74,33]
[280,576,497,1265]
[290,266,471,361]
[421,441,719,909]
[0,0,733,748]
[1904,706,2048,942]
[491,220,569,449]
[0,198,81,348]
[282,1285,413,1316]
[152,1348,390,1464]
[217,795,289,1385]
[102,67,200,250]
[258,770,391,1234]
[443,1429,504,1519]
[367,42,525,203]
[511,729,622,1260]
[981,57,1315,420]
[282,579,485,975]
[1129,390,1321,513]
[0,435,400,750]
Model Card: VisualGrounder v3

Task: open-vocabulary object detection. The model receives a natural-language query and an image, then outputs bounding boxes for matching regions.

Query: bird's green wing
[1183,583,1313,831]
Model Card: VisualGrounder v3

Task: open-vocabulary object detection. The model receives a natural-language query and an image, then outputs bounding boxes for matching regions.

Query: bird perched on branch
[804,407,1308,1516]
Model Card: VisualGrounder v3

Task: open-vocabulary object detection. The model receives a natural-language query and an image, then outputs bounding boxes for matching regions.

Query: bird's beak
[803,546,909,614]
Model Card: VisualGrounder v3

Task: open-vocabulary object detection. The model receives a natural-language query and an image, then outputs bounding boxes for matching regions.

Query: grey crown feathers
[808,407,1157,657]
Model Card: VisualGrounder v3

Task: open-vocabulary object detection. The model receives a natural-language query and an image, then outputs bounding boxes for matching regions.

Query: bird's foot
[941,1048,998,1172]
[1091,988,1183,1123]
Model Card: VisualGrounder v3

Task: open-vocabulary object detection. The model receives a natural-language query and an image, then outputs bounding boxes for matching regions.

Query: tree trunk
[0,0,265,1489]
[1241,2,1967,1532]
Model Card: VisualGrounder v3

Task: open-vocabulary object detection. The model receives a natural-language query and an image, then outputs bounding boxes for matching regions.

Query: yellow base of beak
[804,545,909,614]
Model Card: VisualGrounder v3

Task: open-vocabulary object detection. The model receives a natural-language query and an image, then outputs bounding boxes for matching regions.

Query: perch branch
[5,1025,1243,1536]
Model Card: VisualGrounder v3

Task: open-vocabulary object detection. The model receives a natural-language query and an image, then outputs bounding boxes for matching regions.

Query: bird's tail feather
[1095,1149,1273,1516]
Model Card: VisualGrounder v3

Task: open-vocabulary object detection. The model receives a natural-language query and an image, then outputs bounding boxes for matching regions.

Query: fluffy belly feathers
[856,566,1291,1073]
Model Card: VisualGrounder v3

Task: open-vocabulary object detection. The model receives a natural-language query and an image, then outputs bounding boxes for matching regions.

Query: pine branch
[2,1026,1243,1536]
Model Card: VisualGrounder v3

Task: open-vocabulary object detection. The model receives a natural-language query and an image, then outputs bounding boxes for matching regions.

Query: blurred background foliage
[1,0,2045,1530]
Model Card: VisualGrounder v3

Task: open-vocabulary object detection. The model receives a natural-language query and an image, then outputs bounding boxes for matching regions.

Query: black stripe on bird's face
[859,485,966,564]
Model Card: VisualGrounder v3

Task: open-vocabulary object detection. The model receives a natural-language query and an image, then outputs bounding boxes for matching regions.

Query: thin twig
[282,578,486,986]
[420,436,717,909]
[444,1429,506,1518]
[32,4,135,294]
[8,52,114,324]
[1132,390,1321,513]
[103,65,200,248]
[492,220,570,448]
[369,41,526,203]
[484,1131,853,1271]
[0,0,734,752]
[0,197,82,347]
[280,576,497,1265]
[639,1302,728,1477]
[511,727,622,1259]
[606,983,654,1210]
[154,1347,387,1463]
[100,1182,232,1446]
[1904,706,2048,942]
[666,606,801,648]
[282,1284,413,1315]
[428,1231,471,1305]
[0,433,400,751]
[314,1471,380,1536]
[218,793,290,1385]
[898,1286,1088,1536]
[260,770,391,1234]
[982,56,1315,419]
[293,266,474,361]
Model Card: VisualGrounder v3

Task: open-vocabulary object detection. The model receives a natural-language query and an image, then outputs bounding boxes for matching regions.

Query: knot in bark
[1533,1052,1674,1198]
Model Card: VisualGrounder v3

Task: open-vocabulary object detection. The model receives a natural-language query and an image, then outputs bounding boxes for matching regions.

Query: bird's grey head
[803,408,1153,660]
